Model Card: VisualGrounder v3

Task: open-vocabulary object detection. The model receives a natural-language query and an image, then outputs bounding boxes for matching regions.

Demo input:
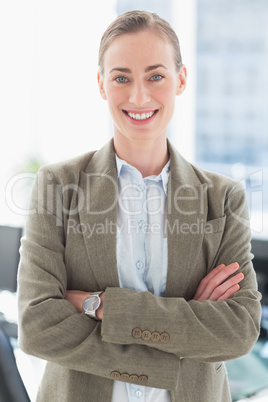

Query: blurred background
[0,0,268,401]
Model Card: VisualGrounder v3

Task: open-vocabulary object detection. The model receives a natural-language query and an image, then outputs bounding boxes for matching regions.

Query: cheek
[155,81,177,103]
[155,88,176,109]
[106,88,124,110]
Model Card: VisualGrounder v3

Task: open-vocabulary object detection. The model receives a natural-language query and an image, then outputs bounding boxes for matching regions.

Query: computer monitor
[252,238,268,275]
[0,225,23,293]
[251,238,268,305]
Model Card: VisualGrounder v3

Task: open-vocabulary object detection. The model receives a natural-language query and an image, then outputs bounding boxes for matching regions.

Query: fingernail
[230,263,239,270]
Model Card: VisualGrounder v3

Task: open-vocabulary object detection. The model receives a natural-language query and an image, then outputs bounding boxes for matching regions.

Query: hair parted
[98,10,182,75]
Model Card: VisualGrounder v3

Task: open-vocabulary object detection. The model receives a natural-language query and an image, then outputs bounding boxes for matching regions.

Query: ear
[176,65,187,96]
[97,72,107,100]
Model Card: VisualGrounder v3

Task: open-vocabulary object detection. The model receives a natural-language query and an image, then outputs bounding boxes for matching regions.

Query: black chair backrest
[0,326,30,402]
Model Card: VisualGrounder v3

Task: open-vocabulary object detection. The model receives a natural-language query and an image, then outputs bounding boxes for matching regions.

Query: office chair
[0,326,30,402]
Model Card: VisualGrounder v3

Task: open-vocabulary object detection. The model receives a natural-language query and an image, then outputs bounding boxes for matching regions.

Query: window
[195,0,268,239]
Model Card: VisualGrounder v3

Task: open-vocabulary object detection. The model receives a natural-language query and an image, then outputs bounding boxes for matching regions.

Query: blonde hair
[98,10,182,75]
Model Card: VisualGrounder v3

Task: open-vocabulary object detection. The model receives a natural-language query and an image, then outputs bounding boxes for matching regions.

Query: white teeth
[127,111,155,120]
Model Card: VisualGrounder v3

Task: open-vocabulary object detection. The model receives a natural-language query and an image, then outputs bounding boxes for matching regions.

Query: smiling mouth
[123,110,158,121]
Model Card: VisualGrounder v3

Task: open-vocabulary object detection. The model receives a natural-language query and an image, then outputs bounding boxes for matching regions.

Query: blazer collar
[84,138,117,176]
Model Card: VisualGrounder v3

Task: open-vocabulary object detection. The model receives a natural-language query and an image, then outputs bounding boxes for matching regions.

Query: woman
[18,10,261,402]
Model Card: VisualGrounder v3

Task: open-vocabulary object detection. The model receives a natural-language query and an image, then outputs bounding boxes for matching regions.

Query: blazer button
[142,330,151,341]
[160,332,170,343]
[129,374,139,382]
[151,331,161,342]
[110,371,121,380]
[120,373,130,381]
[132,328,142,339]
[138,375,148,383]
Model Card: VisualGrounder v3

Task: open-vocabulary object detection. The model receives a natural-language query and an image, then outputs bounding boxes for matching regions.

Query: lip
[123,109,159,125]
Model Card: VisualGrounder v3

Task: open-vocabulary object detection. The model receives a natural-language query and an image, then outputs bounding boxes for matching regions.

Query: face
[98,29,187,145]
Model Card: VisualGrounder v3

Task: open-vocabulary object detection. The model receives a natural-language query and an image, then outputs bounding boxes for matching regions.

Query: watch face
[84,295,100,312]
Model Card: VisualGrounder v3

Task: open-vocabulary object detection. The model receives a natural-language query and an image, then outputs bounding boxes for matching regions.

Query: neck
[114,135,169,177]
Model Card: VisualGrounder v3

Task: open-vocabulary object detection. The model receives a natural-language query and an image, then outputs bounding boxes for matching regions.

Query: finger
[195,263,240,301]
[209,272,244,301]
[217,284,240,301]
[193,264,226,299]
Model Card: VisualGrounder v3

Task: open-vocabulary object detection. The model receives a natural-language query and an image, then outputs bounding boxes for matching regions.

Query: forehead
[103,30,175,71]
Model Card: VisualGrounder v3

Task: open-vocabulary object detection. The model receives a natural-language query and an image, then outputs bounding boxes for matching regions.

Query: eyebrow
[109,64,168,74]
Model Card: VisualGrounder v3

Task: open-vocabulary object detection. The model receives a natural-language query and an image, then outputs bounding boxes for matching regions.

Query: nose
[129,82,151,106]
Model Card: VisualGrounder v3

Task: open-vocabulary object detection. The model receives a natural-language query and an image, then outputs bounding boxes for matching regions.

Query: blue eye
[116,76,128,83]
[150,74,163,81]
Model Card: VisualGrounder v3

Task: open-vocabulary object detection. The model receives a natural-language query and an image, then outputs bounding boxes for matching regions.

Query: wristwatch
[83,291,103,320]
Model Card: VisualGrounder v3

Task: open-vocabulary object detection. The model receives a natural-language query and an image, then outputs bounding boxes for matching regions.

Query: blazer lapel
[78,139,120,290]
[165,141,208,297]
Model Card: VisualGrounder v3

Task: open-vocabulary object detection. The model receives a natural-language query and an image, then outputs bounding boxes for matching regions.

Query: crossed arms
[66,262,245,319]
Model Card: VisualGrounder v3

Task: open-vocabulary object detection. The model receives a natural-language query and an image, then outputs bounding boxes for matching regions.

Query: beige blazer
[18,139,261,402]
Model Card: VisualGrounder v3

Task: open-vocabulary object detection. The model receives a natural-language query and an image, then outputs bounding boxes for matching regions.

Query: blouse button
[137,184,145,192]
[135,390,143,398]
[136,261,144,270]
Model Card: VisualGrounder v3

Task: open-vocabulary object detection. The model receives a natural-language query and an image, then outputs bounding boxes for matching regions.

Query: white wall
[0,0,117,226]
[170,0,197,163]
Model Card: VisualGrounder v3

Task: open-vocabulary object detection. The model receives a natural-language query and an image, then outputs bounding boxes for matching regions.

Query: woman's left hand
[193,262,244,302]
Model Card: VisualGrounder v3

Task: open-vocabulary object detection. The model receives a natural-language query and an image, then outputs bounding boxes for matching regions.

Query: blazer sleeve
[101,180,262,362]
[17,167,181,392]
